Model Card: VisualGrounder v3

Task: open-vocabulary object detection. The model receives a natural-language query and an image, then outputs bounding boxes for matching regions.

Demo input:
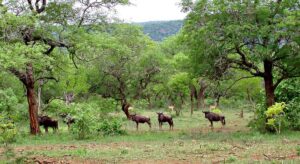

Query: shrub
[98,118,126,136]
[0,114,17,144]
[285,98,300,130]
[248,103,269,133]
[297,147,300,156]
[70,103,97,140]
[226,155,237,163]
[265,102,287,134]
[212,108,222,115]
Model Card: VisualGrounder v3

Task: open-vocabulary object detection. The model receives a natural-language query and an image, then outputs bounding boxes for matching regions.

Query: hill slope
[138,20,183,41]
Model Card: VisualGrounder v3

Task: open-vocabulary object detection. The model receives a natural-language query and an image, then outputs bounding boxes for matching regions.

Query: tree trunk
[190,84,196,115]
[190,95,194,115]
[197,80,207,110]
[263,60,275,107]
[121,101,131,119]
[26,64,40,135]
[147,95,152,109]
[215,94,221,107]
[37,79,44,115]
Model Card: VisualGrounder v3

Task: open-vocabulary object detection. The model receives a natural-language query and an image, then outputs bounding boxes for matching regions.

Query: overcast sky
[116,0,187,22]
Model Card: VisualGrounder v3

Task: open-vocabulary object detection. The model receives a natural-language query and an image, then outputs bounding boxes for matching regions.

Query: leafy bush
[0,114,17,144]
[275,79,300,130]
[297,147,300,156]
[265,102,286,134]
[248,102,269,133]
[44,99,69,115]
[70,102,126,139]
[212,108,222,115]
[98,118,126,136]
[70,103,98,140]
[285,98,300,130]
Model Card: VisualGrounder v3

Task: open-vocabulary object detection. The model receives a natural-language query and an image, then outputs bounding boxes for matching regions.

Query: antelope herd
[38,105,226,133]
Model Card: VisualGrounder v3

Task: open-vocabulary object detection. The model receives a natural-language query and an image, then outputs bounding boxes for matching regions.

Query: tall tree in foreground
[0,0,129,135]
[181,0,300,107]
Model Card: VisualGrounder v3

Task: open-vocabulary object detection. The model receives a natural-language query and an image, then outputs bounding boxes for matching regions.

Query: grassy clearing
[1,108,300,163]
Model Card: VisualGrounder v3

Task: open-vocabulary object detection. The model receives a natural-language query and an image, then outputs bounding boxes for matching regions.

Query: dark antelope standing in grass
[157,112,173,130]
[38,116,58,133]
[130,114,151,131]
[202,111,225,128]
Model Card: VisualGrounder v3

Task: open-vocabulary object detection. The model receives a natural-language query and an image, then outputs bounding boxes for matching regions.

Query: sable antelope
[38,116,58,133]
[202,111,225,128]
[157,112,173,130]
[130,114,151,130]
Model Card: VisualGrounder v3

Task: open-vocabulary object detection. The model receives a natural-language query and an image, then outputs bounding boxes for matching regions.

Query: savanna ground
[1,108,300,164]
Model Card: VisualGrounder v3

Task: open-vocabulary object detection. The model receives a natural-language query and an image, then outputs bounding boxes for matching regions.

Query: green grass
[1,108,300,163]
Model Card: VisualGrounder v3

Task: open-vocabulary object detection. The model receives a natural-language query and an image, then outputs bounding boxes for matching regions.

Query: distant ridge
[137,20,183,41]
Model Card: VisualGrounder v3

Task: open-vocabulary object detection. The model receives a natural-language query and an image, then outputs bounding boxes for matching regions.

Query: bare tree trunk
[37,79,44,115]
[263,60,275,107]
[197,80,207,110]
[190,84,196,115]
[215,94,221,107]
[147,95,152,109]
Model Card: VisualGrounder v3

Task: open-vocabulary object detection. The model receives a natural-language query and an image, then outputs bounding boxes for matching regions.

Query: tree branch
[9,68,27,85]
[223,76,256,96]
[35,76,58,83]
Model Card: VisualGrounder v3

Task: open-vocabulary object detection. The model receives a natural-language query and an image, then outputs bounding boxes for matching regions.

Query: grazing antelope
[202,111,226,128]
[157,112,173,130]
[130,114,151,130]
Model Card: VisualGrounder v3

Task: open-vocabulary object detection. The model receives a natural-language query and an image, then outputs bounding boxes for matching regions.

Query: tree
[88,24,162,119]
[181,0,300,107]
[0,0,129,135]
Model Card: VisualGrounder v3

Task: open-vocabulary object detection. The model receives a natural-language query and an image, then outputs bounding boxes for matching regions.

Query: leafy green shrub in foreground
[285,98,300,130]
[0,114,17,144]
[98,118,126,136]
[70,103,97,140]
[265,102,286,134]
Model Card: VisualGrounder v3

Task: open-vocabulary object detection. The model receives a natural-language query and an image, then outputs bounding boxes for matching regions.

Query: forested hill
[138,20,183,41]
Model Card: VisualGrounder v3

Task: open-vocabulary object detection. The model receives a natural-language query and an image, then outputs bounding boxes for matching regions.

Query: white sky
[116,0,187,22]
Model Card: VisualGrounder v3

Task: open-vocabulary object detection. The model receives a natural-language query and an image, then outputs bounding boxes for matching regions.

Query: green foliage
[180,0,300,106]
[297,146,300,156]
[98,118,126,136]
[212,108,222,115]
[69,100,124,139]
[276,79,300,130]
[70,103,98,140]
[0,114,17,144]
[265,102,286,134]
[226,155,237,163]
[0,88,18,113]
[285,98,300,130]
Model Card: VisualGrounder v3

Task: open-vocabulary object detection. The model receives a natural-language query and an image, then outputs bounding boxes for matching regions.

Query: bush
[70,103,98,140]
[0,114,17,144]
[265,102,287,134]
[297,147,300,156]
[285,98,300,130]
[248,103,269,133]
[212,108,222,115]
[98,118,126,136]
